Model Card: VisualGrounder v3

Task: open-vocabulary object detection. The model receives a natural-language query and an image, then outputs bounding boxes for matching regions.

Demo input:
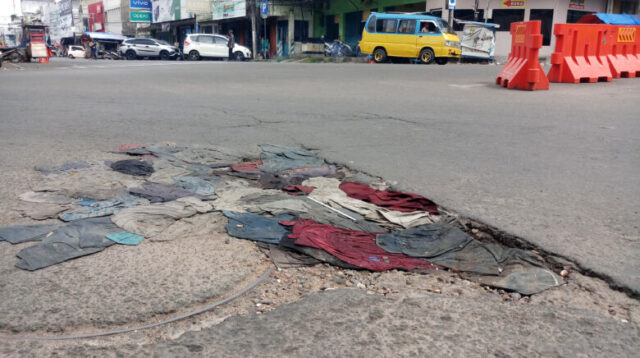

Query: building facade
[312,0,639,58]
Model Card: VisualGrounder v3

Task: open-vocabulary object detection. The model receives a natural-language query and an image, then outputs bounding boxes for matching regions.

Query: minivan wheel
[435,57,448,65]
[126,50,137,60]
[373,48,387,63]
[159,51,170,61]
[419,48,435,64]
[234,51,244,61]
[189,50,200,61]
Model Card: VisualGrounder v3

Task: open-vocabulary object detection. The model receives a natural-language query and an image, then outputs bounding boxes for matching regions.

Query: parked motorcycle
[322,37,353,57]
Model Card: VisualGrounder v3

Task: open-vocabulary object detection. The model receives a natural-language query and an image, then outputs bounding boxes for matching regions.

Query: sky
[0,0,23,18]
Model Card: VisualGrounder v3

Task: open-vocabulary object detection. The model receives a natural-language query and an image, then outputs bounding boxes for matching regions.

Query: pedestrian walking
[227,30,235,61]
[89,40,97,59]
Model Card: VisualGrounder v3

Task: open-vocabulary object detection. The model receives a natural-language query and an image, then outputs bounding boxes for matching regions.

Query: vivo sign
[130,0,152,9]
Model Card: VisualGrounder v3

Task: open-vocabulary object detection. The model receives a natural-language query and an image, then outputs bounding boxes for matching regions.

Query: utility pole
[251,0,257,59]
[474,0,479,21]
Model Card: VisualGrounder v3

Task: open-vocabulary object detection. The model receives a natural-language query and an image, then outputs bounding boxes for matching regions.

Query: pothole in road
[0,143,637,352]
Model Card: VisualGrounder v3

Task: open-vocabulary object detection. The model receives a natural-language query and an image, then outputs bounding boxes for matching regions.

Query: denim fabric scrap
[222,210,294,244]
[15,217,120,271]
[128,182,212,203]
[0,223,63,244]
[174,176,216,196]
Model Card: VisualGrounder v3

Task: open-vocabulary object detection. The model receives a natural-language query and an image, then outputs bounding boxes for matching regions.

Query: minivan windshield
[436,19,455,34]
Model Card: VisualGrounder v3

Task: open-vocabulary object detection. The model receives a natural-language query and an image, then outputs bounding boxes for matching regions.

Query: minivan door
[396,19,418,58]
[417,20,443,61]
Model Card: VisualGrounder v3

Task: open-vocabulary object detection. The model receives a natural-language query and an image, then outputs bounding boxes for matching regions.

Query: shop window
[367,15,376,32]
[489,9,525,32]
[530,9,553,46]
[376,19,398,33]
[453,9,485,31]
[294,20,308,42]
[566,10,594,23]
[398,20,416,34]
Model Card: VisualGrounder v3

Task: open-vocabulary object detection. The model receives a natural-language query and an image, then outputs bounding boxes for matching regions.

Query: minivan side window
[367,16,376,32]
[376,19,398,33]
[419,21,439,34]
[398,19,416,34]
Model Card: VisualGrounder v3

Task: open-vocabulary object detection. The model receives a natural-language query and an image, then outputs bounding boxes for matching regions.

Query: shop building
[313,0,638,58]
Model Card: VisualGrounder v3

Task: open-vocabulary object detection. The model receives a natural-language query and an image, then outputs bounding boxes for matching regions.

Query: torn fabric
[283,219,438,272]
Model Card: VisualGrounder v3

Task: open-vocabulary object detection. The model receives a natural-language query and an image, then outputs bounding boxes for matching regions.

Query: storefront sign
[151,0,184,22]
[130,0,152,10]
[502,0,525,8]
[130,10,151,22]
[260,0,268,17]
[212,0,246,20]
[568,0,585,10]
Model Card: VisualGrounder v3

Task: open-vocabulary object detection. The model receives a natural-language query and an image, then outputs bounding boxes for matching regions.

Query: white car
[183,34,251,61]
[67,45,86,59]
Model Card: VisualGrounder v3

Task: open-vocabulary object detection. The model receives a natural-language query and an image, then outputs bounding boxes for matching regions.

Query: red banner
[88,2,105,32]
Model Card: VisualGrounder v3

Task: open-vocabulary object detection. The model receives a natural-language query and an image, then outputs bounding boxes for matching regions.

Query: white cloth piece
[303,177,437,229]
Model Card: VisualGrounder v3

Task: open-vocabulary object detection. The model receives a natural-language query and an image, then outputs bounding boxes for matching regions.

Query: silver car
[119,38,179,60]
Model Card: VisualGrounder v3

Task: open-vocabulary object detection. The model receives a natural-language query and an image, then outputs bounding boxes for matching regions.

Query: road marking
[449,84,486,89]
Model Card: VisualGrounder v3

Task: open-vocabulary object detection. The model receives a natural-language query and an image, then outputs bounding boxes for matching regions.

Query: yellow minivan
[359,12,461,64]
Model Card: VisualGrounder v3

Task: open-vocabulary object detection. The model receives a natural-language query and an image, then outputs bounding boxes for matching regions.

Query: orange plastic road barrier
[548,24,612,83]
[38,57,49,63]
[496,20,549,90]
[606,26,640,78]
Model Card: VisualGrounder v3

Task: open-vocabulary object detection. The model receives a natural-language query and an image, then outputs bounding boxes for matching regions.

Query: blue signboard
[130,0,152,10]
[260,1,268,16]
[448,0,456,10]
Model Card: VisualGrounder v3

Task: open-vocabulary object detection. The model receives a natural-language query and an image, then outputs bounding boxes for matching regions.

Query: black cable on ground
[0,267,274,341]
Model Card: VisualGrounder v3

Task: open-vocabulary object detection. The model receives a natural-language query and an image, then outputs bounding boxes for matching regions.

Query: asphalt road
[0,57,638,297]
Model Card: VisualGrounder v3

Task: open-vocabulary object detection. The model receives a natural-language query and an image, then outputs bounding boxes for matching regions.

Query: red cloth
[283,185,316,195]
[231,160,262,173]
[118,143,145,152]
[339,182,438,214]
[282,219,438,272]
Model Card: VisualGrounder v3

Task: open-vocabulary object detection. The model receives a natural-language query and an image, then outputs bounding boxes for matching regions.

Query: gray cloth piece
[148,159,192,185]
[257,243,322,269]
[34,161,107,175]
[151,212,224,242]
[0,223,63,244]
[465,264,563,295]
[375,223,473,258]
[110,159,154,176]
[31,169,143,200]
[223,210,294,244]
[112,197,214,237]
[128,182,211,203]
[258,165,341,190]
[19,191,73,204]
[375,223,563,294]
[15,217,120,271]
[258,144,325,172]
[14,201,71,220]
[59,195,149,222]
[174,176,216,196]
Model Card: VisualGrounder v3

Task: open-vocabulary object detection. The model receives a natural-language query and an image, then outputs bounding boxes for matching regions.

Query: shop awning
[84,32,129,41]
[577,13,640,25]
